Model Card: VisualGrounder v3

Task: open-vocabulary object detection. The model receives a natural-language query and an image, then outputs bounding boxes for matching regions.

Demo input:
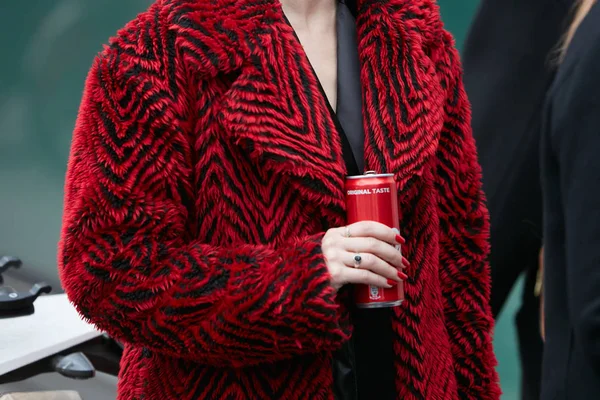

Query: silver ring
[345,226,351,238]
[353,254,362,268]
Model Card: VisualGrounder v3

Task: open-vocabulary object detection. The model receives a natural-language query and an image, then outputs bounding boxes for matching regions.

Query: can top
[346,171,394,179]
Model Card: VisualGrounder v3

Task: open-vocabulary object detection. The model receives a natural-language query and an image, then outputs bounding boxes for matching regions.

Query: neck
[280,0,337,22]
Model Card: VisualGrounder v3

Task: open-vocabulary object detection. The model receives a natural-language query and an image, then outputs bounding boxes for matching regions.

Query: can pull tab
[364,171,377,175]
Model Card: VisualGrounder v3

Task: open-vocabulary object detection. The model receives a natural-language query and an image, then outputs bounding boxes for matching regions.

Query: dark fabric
[463,0,572,316]
[462,2,573,399]
[352,309,396,400]
[540,4,600,399]
[332,338,358,400]
[336,1,364,174]
[515,268,545,400]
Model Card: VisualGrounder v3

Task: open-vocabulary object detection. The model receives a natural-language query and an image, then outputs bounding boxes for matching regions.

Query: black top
[336,1,364,175]
[463,0,573,317]
[540,4,600,399]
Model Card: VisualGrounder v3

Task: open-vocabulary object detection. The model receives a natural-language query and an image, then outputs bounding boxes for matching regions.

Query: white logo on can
[369,285,381,300]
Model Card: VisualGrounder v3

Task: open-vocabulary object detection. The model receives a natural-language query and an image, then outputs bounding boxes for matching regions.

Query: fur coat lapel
[169,0,446,208]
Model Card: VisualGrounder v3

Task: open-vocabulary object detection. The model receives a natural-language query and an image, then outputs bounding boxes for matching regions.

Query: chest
[286,14,338,110]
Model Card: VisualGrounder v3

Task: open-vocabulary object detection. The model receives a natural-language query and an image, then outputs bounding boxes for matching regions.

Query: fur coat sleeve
[57,11,350,369]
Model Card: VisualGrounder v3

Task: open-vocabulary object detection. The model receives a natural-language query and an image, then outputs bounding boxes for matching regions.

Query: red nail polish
[402,257,411,267]
[395,234,406,245]
[387,279,398,287]
[398,271,408,280]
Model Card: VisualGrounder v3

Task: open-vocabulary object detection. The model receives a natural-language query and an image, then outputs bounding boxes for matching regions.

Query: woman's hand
[322,221,410,291]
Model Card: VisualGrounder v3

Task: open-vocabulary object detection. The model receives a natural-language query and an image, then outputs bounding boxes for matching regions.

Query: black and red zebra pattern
[58,0,500,398]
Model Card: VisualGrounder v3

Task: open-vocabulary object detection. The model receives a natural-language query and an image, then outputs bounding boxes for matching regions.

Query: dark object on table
[0,255,122,385]
[0,282,53,318]
[52,352,95,380]
[0,256,23,285]
[0,256,52,318]
[0,334,123,385]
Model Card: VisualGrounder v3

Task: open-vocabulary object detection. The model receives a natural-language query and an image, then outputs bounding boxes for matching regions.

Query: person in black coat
[541,1,600,397]
[461,1,573,399]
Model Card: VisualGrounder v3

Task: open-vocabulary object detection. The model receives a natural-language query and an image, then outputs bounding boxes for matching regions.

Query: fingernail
[402,257,411,267]
[398,271,408,280]
[395,234,406,245]
[387,279,398,287]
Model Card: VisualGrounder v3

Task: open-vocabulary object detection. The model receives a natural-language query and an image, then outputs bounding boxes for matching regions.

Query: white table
[0,294,102,376]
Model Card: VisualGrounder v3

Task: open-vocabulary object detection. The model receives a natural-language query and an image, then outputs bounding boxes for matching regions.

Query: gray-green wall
[0,1,522,398]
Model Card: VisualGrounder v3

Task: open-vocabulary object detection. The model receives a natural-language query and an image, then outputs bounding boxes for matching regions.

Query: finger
[338,265,392,288]
[347,220,403,246]
[343,251,401,282]
[333,226,349,238]
[342,237,403,269]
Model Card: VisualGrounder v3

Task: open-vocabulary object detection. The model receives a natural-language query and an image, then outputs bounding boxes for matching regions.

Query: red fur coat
[58,0,500,398]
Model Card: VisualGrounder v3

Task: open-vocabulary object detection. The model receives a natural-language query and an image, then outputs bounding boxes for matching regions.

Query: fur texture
[58,0,500,398]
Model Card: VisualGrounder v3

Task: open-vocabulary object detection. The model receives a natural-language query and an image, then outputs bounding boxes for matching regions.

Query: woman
[541,0,600,398]
[58,0,500,398]
[462,1,573,398]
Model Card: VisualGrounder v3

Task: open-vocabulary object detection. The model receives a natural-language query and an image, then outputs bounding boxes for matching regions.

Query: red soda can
[345,171,404,308]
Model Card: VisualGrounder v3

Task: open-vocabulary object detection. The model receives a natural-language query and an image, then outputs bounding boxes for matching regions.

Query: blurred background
[0,1,521,398]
